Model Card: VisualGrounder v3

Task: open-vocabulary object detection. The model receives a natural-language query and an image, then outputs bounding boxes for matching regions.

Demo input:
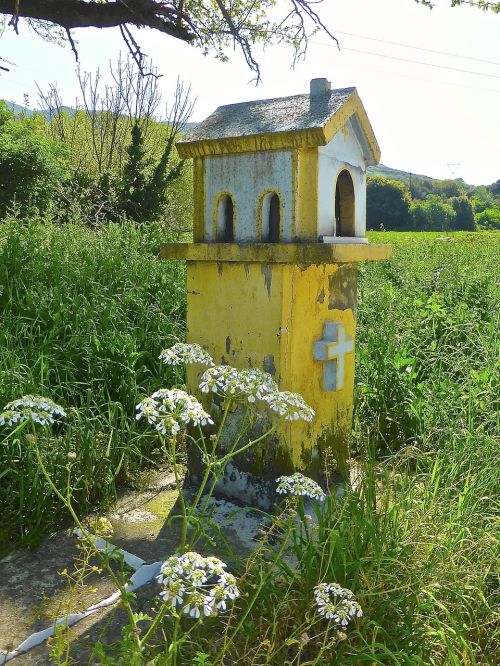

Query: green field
[0,223,498,663]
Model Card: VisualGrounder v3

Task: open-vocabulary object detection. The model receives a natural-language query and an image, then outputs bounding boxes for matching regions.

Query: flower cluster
[84,516,114,538]
[0,395,67,427]
[276,472,326,501]
[160,343,214,367]
[199,366,278,403]
[157,552,240,619]
[262,391,315,422]
[136,389,213,436]
[314,583,363,627]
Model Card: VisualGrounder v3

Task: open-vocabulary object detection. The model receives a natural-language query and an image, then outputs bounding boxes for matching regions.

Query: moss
[143,488,179,519]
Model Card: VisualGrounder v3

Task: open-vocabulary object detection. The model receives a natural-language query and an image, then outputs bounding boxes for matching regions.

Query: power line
[343,60,500,95]
[314,41,500,80]
[333,30,500,68]
[312,42,500,94]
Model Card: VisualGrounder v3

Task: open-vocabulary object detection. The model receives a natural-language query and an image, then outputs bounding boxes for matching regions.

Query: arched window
[261,191,281,242]
[334,170,355,237]
[216,194,235,241]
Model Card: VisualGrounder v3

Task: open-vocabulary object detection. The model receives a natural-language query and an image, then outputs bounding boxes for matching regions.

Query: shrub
[366,176,411,230]
[475,207,500,230]
[449,195,476,231]
[409,194,456,231]
[0,105,70,217]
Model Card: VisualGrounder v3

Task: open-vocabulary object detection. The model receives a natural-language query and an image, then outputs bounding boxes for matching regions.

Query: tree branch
[0,0,194,41]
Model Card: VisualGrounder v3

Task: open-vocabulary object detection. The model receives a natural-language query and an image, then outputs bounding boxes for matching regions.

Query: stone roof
[180,87,356,143]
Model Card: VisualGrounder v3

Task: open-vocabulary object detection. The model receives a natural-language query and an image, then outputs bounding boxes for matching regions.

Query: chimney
[310,78,331,98]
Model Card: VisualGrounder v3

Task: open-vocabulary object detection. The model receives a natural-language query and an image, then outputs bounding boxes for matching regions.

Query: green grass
[206,435,499,664]
[356,231,499,456]
[0,224,498,663]
[0,217,186,550]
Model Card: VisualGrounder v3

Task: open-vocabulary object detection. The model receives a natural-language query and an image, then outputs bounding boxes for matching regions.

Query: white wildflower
[156,552,239,620]
[136,389,213,436]
[262,391,315,422]
[160,343,214,367]
[276,472,326,501]
[314,583,362,627]
[199,366,278,403]
[0,395,67,428]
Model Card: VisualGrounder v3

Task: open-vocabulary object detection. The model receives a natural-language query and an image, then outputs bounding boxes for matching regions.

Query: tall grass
[0,217,186,550]
[356,231,499,456]
[200,433,498,664]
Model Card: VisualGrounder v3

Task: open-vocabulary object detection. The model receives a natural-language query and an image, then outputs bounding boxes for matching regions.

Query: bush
[0,104,70,217]
[409,194,456,231]
[366,176,411,230]
[476,207,500,230]
[470,186,496,215]
[449,195,476,231]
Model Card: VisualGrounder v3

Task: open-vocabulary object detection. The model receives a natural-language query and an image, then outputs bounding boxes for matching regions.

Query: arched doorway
[335,170,355,237]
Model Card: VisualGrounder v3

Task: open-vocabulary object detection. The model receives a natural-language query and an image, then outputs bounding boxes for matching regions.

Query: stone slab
[160,241,392,264]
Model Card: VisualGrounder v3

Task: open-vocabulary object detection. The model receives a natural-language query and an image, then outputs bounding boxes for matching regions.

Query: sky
[1,0,499,185]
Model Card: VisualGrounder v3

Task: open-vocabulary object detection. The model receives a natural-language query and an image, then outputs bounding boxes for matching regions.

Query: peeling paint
[261,264,273,298]
[205,151,294,242]
[185,261,357,474]
[328,265,357,311]
[263,355,276,376]
[163,85,391,498]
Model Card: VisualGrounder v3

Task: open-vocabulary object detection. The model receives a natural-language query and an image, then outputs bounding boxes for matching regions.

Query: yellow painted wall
[185,260,357,478]
[192,157,205,242]
[296,148,318,241]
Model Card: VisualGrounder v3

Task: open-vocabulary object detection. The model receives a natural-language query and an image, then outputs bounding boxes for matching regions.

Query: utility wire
[314,41,500,80]
[333,30,500,67]
[348,61,500,95]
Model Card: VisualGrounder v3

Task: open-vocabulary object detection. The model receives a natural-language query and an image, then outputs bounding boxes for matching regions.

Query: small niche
[216,194,235,241]
[334,170,355,237]
[261,192,281,242]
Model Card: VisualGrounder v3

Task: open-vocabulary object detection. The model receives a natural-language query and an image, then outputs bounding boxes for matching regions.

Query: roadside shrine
[162,78,391,504]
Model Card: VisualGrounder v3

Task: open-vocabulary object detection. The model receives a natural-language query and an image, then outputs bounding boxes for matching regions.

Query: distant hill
[5,101,29,115]
[2,100,199,130]
[3,100,76,119]
[367,164,437,185]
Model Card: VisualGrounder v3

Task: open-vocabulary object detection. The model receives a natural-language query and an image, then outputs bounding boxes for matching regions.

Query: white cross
[313,322,354,391]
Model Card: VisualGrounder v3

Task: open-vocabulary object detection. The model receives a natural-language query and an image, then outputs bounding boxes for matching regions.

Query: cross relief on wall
[313,322,354,392]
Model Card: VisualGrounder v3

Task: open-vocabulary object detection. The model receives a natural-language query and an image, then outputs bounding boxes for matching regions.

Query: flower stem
[190,399,232,514]
[219,422,278,464]
[30,433,142,654]
[139,603,172,648]
[223,519,293,648]
[169,435,188,553]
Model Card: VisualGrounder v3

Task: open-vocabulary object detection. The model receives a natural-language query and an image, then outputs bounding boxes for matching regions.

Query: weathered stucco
[185,260,358,479]
[204,151,294,242]
[160,242,391,263]
[318,120,367,238]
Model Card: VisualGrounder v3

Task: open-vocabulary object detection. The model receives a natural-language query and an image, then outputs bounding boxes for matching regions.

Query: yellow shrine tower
[161,78,391,499]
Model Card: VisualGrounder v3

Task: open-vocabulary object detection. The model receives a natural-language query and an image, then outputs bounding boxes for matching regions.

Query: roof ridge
[212,87,356,112]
